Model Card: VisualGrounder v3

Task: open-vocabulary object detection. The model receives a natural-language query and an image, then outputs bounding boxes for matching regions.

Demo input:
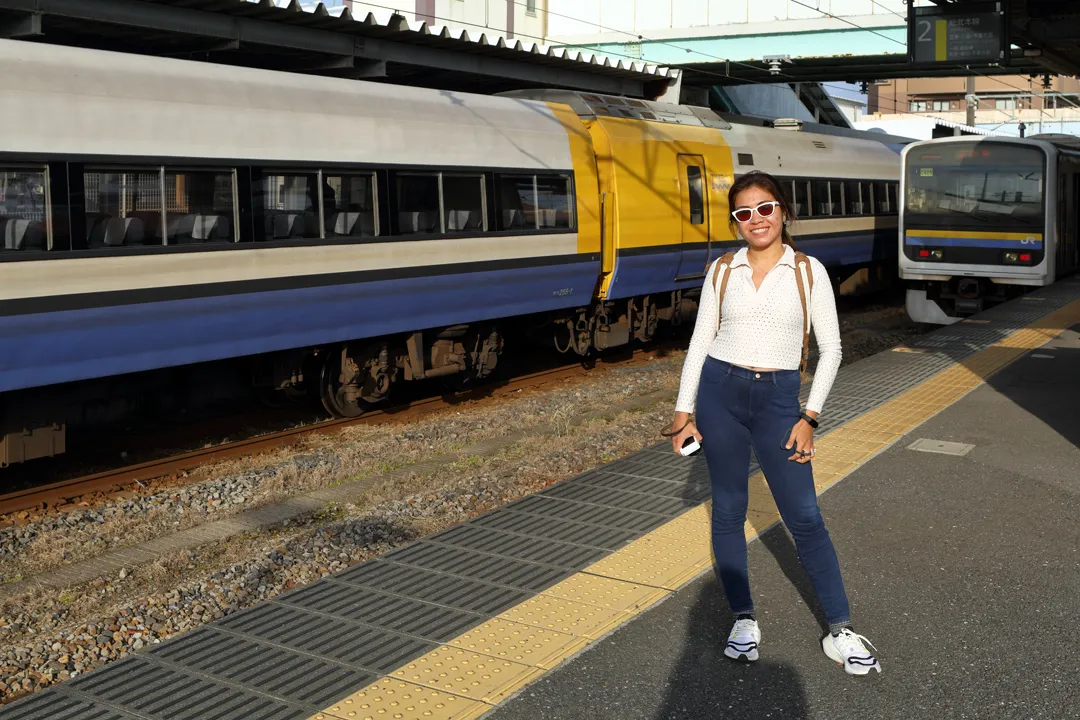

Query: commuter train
[900,134,1080,323]
[0,39,901,466]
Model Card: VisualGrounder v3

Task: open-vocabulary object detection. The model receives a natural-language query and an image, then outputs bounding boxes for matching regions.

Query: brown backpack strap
[793,251,814,373]
[710,251,737,334]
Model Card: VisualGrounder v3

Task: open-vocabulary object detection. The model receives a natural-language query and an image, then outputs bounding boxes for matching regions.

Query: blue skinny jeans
[695,357,851,627]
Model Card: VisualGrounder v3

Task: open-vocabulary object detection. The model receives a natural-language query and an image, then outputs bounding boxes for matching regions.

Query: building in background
[330,0,547,41]
[826,82,869,124]
[866,75,1080,137]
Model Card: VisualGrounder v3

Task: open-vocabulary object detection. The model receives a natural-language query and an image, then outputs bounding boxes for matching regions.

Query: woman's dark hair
[727,171,797,249]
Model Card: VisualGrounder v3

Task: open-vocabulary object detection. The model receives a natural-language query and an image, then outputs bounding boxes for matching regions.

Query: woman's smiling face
[733,185,784,250]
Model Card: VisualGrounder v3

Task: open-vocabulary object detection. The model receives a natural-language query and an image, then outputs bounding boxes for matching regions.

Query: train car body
[0,40,900,465]
[900,135,1080,324]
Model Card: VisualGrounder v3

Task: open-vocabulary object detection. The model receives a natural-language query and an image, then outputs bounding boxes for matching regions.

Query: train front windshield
[905,142,1046,230]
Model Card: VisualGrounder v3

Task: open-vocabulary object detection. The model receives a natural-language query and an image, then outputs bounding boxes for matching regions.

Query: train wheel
[318,350,372,418]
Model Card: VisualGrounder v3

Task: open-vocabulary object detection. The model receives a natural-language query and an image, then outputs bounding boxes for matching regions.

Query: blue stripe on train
[606,232,894,299]
[0,260,601,393]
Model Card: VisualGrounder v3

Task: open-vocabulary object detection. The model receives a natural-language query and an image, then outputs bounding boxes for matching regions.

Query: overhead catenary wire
[526,0,973,125]
[348,0,973,128]
[349,0,800,89]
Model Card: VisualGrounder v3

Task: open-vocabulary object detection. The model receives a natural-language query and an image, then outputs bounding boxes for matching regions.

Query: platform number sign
[908,1,1008,66]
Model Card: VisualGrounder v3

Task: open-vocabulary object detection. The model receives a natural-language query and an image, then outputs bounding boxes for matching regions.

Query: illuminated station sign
[908,1,1009,66]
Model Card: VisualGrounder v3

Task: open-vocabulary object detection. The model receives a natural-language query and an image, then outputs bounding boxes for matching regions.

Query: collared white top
[675,245,842,414]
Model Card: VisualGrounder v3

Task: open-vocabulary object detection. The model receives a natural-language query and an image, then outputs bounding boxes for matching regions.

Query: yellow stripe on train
[906,229,1044,241]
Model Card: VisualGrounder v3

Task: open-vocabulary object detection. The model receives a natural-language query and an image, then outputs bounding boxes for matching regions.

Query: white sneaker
[822,628,882,675]
[724,618,761,662]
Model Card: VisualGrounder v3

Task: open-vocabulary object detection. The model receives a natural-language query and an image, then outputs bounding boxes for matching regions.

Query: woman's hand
[785,419,815,463]
[669,413,703,455]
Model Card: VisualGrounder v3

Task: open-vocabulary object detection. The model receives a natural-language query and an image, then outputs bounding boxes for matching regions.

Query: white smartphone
[680,437,702,457]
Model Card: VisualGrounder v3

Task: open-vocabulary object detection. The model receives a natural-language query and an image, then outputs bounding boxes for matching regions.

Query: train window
[686,166,705,225]
[442,174,485,232]
[165,170,236,244]
[872,181,889,213]
[84,169,165,248]
[324,173,377,237]
[810,179,831,216]
[498,175,537,230]
[537,175,574,229]
[0,167,49,252]
[396,173,441,234]
[844,181,864,216]
[889,182,899,213]
[792,180,809,218]
[256,173,321,241]
[827,181,842,215]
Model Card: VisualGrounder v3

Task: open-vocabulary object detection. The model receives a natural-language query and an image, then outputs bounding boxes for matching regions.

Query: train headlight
[1004,252,1019,262]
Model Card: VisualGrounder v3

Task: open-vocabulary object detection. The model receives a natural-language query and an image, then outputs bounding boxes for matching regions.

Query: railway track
[0,346,672,518]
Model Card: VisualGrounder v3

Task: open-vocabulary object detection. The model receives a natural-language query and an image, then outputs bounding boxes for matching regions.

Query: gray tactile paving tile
[334,560,530,614]
[279,581,484,642]
[604,454,711,481]
[10,279,1080,720]
[148,626,369,709]
[429,524,608,569]
[383,542,571,591]
[541,482,696,515]
[65,656,302,720]
[216,602,435,673]
[572,471,710,502]
[505,494,670,532]
[584,461,711,487]
[471,510,639,550]
[0,692,142,720]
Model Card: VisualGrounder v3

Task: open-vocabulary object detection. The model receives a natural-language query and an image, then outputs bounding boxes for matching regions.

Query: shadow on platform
[980,326,1080,450]
[654,571,811,719]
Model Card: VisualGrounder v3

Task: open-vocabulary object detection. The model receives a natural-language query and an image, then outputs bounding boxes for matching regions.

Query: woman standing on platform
[667,171,881,675]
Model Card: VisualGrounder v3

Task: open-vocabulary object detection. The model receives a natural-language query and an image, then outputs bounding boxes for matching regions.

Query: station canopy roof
[675,0,1080,87]
[0,0,678,98]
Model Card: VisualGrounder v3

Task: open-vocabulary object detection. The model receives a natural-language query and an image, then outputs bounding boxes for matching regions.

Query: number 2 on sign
[918,20,933,42]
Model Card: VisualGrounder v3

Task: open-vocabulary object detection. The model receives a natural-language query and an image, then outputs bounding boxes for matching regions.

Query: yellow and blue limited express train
[0,39,901,464]
[900,134,1080,323]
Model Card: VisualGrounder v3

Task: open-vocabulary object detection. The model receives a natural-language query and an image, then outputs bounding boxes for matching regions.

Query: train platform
[5,276,1080,720]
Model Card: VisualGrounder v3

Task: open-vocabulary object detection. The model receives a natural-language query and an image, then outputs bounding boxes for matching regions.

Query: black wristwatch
[799,412,819,429]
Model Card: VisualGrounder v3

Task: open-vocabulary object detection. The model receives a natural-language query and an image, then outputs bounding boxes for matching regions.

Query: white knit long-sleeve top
[674,245,842,415]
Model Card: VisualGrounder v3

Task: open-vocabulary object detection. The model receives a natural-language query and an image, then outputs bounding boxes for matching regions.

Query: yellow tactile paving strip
[311,298,1080,720]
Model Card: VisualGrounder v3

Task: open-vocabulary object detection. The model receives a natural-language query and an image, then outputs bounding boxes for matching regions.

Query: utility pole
[966,75,976,127]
